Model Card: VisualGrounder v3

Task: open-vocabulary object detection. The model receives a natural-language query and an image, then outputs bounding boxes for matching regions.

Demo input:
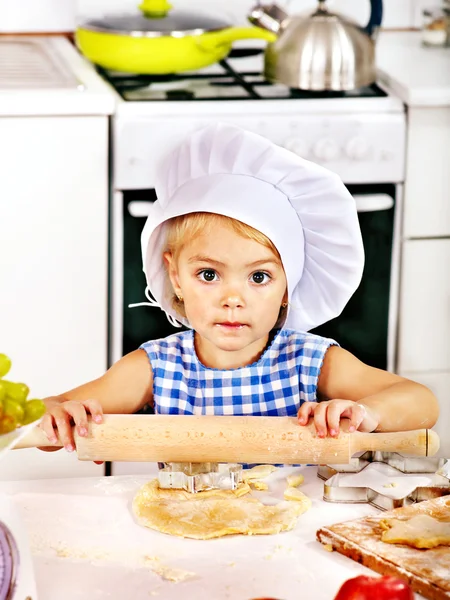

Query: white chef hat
[136,122,364,332]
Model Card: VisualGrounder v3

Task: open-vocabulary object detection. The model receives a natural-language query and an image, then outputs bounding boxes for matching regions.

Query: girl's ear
[163,251,182,297]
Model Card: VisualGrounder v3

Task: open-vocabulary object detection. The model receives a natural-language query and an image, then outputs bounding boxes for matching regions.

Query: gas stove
[98,50,388,103]
[100,46,403,119]
[102,45,405,190]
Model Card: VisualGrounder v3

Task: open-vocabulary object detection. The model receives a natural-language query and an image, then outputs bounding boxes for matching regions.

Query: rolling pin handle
[427,429,440,456]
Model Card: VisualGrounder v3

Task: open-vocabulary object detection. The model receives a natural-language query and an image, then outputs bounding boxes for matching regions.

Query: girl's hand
[297,400,379,438]
[38,396,103,452]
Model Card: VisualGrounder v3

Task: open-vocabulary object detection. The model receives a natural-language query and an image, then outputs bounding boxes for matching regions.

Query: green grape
[22,399,46,425]
[0,354,11,379]
[3,381,29,404]
[0,356,42,434]
[3,398,25,425]
[0,414,16,434]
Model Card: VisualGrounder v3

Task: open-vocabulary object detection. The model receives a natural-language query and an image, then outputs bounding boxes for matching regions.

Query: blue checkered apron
[140,328,337,417]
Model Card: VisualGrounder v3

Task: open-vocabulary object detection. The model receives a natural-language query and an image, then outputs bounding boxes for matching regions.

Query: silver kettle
[248,0,383,91]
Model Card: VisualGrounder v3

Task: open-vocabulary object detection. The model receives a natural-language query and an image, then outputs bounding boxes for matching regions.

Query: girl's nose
[222,293,245,309]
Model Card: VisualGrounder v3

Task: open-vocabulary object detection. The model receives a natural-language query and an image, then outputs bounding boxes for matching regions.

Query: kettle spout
[248,3,288,35]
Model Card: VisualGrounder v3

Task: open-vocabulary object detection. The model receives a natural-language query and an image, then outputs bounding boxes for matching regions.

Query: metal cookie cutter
[317,452,450,511]
[158,462,243,493]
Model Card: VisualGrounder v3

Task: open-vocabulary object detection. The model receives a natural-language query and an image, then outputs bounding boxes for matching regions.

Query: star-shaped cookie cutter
[317,452,450,511]
[158,462,243,493]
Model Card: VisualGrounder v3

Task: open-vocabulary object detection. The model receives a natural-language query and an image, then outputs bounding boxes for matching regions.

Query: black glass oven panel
[121,184,396,370]
[311,184,395,370]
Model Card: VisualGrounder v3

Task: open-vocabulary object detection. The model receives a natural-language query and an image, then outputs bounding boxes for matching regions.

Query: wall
[0,0,431,33]
[75,0,429,29]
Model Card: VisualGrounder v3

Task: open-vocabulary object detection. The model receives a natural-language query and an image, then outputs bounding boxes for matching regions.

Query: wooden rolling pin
[14,415,440,464]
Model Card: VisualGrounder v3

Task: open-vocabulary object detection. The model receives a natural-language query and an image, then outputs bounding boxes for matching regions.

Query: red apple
[334,575,414,599]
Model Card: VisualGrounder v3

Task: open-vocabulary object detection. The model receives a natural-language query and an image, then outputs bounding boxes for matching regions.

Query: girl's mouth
[216,322,246,329]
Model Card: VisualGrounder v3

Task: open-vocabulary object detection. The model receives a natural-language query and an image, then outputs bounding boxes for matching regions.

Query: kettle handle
[364,0,383,37]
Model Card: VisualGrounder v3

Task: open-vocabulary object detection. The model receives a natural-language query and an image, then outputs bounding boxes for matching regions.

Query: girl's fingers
[299,400,373,438]
[62,401,89,437]
[297,402,315,425]
[82,399,104,424]
[52,409,76,451]
[39,413,59,444]
[47,400,103,439]
[37,400,105,465]
[349,403,367,432]
[326,401,349,437]
[312,403,328,438]
[355,403,379,432]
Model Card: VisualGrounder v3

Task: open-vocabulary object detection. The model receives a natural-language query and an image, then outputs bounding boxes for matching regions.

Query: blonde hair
[164,212,288,327]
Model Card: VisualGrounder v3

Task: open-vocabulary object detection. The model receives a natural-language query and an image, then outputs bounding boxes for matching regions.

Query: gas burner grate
[289,84,387,99]
[97,55,388,102]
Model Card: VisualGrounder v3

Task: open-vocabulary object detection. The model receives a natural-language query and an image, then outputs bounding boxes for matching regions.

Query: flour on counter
[144,556,196,582]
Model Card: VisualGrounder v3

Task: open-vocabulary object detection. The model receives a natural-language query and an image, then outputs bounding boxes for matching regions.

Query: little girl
[39,123,439,453]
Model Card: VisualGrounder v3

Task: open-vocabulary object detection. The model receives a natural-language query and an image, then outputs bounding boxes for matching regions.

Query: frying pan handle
[198,27,277,52]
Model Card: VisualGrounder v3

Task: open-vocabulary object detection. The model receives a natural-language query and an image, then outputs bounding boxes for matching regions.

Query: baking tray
[317,452,450,511]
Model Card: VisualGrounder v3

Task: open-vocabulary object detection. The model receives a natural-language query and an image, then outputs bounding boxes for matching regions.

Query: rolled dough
[132,478,309,540]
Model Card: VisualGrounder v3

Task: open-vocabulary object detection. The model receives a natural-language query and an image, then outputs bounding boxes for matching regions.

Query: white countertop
[1,466,425,600]
[1,31,448,116]
[0,36,116,117]
[377,31,450,108]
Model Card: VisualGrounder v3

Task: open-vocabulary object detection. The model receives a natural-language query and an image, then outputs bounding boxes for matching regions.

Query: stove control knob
[346,137,370,160]
[283,138,309,158]
[313,138,340,162]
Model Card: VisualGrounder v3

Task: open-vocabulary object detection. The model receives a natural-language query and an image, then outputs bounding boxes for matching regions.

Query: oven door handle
[353,194,394,213]
[127,201,153,218]
[127,196,394,218]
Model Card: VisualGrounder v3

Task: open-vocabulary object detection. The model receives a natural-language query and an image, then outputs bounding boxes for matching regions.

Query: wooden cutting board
[317,496,450,600]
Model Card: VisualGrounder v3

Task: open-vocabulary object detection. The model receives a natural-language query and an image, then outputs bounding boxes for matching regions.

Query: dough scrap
[286,474,304,488]
[249,480,269,491]
[283,487,312,510]
[242,465,277,481]
[133,478,308,540]
[380,514,450,549]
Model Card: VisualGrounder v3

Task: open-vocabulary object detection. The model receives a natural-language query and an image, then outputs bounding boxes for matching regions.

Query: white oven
[110,110,406,373]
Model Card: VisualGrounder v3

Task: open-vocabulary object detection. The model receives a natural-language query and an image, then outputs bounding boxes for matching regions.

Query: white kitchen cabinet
[397,239,450,373]
[395,102,450,458]
[0,116,108,480]
[403,108,450,238]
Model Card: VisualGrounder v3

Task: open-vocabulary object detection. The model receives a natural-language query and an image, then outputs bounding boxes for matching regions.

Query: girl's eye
[199,269,217,282]
[251,271,270,284]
